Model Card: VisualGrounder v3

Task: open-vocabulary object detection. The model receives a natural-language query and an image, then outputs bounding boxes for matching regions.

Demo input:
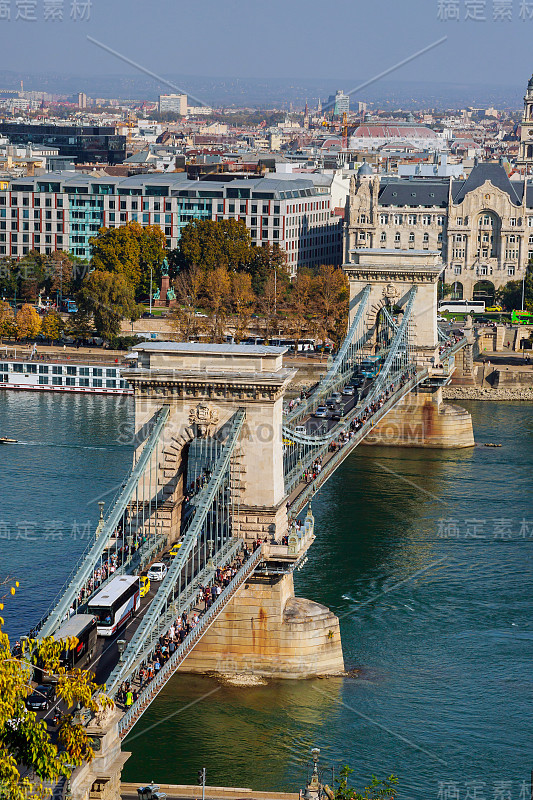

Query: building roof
[452,161,523,205]
[353,124,439,139]
[379,179,449,207]
[133,342,286,356]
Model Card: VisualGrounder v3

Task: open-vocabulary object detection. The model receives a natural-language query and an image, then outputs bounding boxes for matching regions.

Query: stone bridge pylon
[124,344,345,678]
[343,248,475,448]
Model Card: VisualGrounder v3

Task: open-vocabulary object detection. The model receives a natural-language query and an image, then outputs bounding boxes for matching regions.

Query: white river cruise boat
[0,357,133,395]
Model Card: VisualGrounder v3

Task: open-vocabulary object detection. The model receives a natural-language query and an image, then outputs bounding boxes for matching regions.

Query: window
[79,367,89,376]
[408,214,417,225]
[79,378,90,387]
[454,265,462,275]
[26,364,36,374]
[394,232,401,243]
[437,215,445,226]
[106,379,116,388]
[13,363,24,373]
[39,365,49,374]
[508,266,515,276]
[92,367,102,376]
[38,376,49,385]
[423,233,429,242]
[52,377,62,386]
[379,214,388,225]
[422,215,431,226]
[93,378,102,388]
[393,214,403,225]
[52,366,63,375]
[380,232,386,243]
[510,218,517,227]
[106,368,116,377]
[66,366,77,376]
[409,232,415,242]
[65,377,76,386]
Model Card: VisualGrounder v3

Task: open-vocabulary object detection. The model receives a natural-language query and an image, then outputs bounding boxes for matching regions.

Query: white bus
[438,300,485,314]
[88,576,140,637]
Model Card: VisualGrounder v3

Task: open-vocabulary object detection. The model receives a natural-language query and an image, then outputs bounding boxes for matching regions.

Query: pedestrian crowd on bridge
[298,366,417,488]
[115,546,250,712]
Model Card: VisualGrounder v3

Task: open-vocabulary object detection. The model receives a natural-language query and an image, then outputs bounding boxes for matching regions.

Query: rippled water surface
[1,393,532,799]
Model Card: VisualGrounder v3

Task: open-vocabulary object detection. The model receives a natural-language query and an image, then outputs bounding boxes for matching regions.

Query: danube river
[1,391,532,800]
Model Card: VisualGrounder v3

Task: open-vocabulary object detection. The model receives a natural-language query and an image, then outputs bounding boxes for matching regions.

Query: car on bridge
[139,575,150,598]
[168,542,183,557]
[147,562,167,582]
[25,684,55,711]
[314,406,329,418]
[331,392,343,403]
[342,386,355,395]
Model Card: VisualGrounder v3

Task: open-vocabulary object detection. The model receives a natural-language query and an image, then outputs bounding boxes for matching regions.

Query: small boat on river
[0,437,18,444]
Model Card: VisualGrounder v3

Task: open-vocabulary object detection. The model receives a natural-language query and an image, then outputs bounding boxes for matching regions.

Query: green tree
[76,270,142,340]
[90,222,166,298]
[248,243,289,295]
[496,271,533,311]
[15,304,41,341]
[0,581,111,800]
[173,218,253,274]
[334,766,398,800]
[40,311,63,343]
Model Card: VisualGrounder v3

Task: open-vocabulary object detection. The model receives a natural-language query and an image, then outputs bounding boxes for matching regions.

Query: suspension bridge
[28,250,473,799]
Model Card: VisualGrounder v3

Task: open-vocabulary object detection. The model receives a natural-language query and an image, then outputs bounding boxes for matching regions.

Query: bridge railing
[104,409,246,697]
[288,369,429,518]
[37,405,170,638]
[284,285,371,427]
[118,543,264,739]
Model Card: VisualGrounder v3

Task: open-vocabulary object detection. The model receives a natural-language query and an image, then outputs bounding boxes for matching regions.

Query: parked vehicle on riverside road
[88,576,140,637]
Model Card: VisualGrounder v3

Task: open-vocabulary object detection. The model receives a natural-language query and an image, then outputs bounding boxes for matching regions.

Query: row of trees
[170,262,349,345]
[0,218,349,343]
[0,303,63,342]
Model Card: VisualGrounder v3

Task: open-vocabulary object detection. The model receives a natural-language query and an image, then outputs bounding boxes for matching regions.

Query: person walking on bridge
[125,689,133,708]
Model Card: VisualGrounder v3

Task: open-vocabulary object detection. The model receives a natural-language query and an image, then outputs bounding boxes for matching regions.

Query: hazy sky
[1,0,532,90]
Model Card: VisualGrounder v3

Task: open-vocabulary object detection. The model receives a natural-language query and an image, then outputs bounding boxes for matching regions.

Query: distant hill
[0,69,524,110]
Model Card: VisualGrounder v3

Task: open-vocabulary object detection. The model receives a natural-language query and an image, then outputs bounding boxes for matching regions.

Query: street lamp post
[149,267,153,316]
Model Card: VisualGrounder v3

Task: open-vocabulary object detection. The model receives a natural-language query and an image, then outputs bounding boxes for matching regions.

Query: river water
[1,392,532,800]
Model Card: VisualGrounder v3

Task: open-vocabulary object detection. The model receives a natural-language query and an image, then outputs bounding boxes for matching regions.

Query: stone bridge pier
[123,344,345,679]
[343,249,474,448]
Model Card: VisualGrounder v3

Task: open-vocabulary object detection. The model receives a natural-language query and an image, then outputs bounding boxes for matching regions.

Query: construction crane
[342,112,348,149]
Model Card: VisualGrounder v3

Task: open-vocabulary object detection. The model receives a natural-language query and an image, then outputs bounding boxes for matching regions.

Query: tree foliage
[90,222,167,298]
[173,219,253,274]
[16,305,41,341]
[334,765,398,800]
[0,302,15,341]
[0,582,112,800]
[496,271,533,311]
[40,311,63,343]
[76,270,142,340]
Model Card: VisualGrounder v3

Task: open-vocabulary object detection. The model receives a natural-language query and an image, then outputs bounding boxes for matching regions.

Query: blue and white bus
[88,576,140,637]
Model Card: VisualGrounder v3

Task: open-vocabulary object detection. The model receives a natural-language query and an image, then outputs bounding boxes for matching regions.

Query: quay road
[121,783,299,800]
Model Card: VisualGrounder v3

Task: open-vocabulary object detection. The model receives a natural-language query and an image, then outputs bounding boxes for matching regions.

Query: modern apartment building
[158,94,188,115]
[0,123,126,164]
[0,172,343,275]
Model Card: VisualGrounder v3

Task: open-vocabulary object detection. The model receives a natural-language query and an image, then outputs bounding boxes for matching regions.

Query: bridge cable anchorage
[37,405,170,639]
[282,286,419,496]
[104,409,247,701]
[284,284,371,427]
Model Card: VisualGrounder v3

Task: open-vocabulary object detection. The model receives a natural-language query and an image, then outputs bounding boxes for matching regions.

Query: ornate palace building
[344,160,533,302]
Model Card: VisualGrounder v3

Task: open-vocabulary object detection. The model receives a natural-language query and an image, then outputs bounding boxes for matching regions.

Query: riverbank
[443,386,533,400]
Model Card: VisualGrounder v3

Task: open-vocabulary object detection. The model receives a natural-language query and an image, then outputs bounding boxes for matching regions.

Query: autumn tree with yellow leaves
[0,581,112,800]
